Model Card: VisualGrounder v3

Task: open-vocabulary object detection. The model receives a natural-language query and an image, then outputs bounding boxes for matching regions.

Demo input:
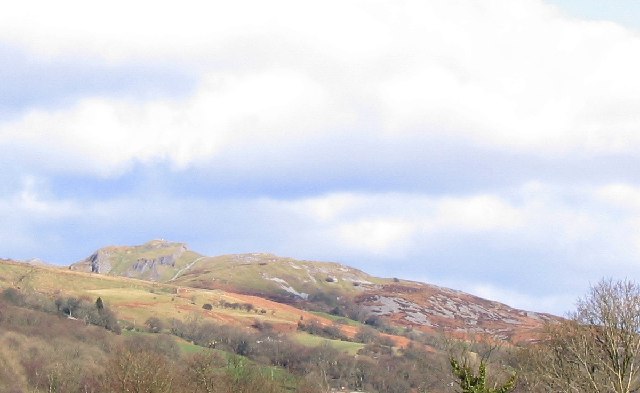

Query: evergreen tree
[450,358,516,393]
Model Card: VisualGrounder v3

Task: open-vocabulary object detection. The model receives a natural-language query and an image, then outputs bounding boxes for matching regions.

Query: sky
[1,0,640,316]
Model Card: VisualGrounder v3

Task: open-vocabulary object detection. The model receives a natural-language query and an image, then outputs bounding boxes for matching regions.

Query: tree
[450,358,516,393]
[95,297,104,310]
[534,278,640,393]
[184,352,226,393]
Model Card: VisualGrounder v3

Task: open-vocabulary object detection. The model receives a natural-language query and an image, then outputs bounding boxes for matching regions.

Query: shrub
[102,346,174,393]
[355,326,380,344]
[145,316,164,333]
[252,319,273,332]
[2,288,25,305]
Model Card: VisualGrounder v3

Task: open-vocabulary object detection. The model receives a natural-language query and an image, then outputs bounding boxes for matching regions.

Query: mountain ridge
[69,239,557,342]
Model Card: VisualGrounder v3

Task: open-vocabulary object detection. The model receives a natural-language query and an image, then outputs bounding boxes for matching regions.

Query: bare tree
[527,320,600,392]
[103,346,174,393]
[534,278,640,393]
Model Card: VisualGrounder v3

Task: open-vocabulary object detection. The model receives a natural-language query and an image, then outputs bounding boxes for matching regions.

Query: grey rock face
[127,247,185,280]
[89,250,112,274]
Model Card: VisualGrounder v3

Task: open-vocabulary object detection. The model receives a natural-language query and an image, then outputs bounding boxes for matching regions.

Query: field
[292,332,365,355]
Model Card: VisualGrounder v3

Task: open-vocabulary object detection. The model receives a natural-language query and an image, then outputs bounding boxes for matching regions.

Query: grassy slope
[0,259,354,337]
[1,258,421,359]
[308,311,364,327]
[72,242,389,300]
[292,332,365,355]
[173,253,388,300]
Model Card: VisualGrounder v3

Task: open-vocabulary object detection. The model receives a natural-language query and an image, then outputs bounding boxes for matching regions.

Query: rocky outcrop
[358,285,556,341]
[88,249,113,274]
[69,240,189,278]
[128,248,185,280]
[133,254,178,270]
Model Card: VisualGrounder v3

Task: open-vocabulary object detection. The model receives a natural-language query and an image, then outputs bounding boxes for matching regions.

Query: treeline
[2,287,120,333]
[0,297,294,392]
[514,278,640,393]
[0,288,453,392]
[168,315,452,392]
[441,278,640,393]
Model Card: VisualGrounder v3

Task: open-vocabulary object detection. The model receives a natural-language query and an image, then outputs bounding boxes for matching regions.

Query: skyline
[2,0,640,315]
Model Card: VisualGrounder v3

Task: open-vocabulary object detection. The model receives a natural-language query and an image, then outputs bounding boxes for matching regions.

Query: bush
[252,319,273,332]
[202,303,213,311]
[145,317,164,333]
[2,288,25,305]
[355,326,380,344]
[298,319,347,340]
[102,345,174,393]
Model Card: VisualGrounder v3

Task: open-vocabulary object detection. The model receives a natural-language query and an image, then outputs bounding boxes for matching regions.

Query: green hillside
[70,241,388,304]
[172,253,387,300]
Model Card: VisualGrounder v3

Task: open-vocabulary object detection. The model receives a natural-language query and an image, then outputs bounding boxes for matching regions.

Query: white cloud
[595,183,640,210]
[336,219,416,256]
[276,185,640,278]
[377,3,640,154]
[0,69,335,175]
[430,195,524,232]
[291,194,363,222]
[2,0,640,176]
[0,176,79,218]
[0,1,390,62]
[282,192,525,257]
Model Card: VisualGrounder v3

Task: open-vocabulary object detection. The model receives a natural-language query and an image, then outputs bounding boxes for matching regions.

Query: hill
[1,244,556,392]
[70,240,556,341]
